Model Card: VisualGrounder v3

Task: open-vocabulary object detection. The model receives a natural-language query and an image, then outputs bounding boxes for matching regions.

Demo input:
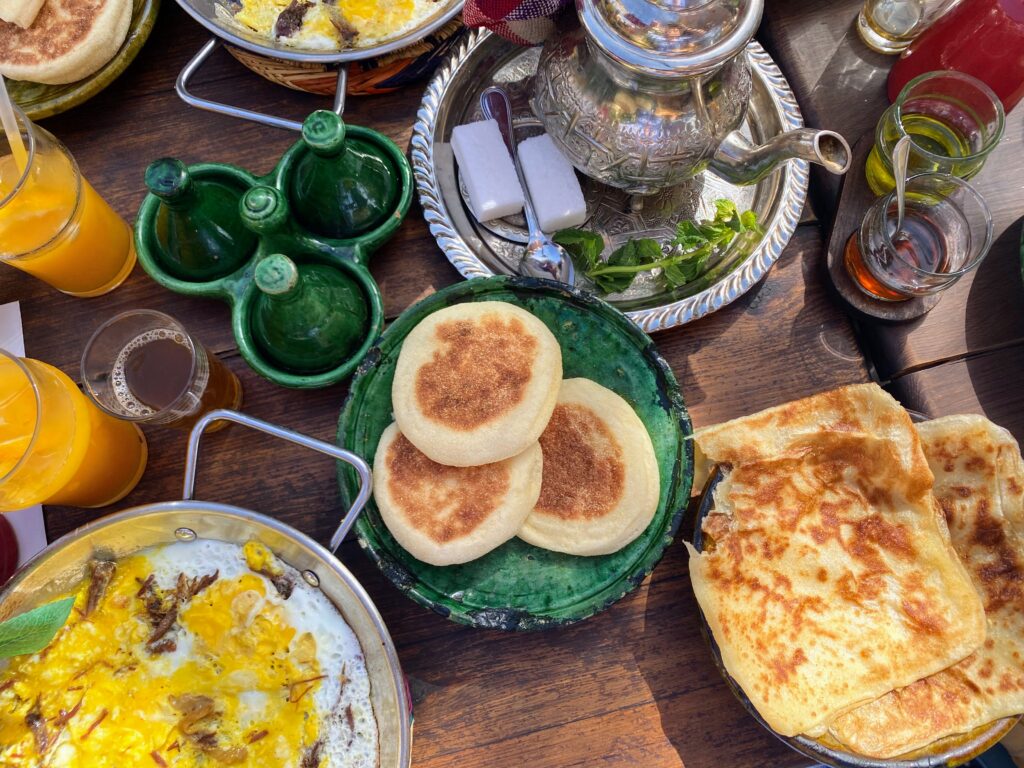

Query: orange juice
[0,353,147,511]
[0,120,135,297]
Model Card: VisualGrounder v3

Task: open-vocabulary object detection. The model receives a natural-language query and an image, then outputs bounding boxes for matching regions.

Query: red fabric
[464,0,573,45]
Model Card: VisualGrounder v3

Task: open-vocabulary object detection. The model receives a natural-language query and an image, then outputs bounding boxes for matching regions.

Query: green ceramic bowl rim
[336,275,695,630]
[271,124,414,260]
[234,255,385,388]
[692,468,1022,767]
[12,0,161,121]
[134,124,413,389]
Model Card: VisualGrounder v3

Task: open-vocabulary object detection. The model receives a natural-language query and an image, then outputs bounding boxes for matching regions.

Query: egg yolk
[0,555,325,767]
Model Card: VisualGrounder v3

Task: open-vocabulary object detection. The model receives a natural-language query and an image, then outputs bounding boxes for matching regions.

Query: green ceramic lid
[255,254,299,295]
[240,186,289,234]
[337,276,694,630]
[302,110,347,156]
[145,158,192,204]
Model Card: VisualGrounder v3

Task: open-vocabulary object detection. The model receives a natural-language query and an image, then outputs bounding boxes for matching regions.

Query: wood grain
[14,5,879,768]
[886,344,1024,443]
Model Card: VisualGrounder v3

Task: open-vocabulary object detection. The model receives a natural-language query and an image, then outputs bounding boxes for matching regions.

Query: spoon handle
[893,135,912,236]
[480,86,544,240]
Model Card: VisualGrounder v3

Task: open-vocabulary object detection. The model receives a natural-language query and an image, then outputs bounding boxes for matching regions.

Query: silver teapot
[531,0,852,195]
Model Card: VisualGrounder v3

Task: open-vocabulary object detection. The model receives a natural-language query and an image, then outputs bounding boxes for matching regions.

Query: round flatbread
[392,301,562,467]
[0,0,131,85]
[373,422,543,566]
[517,378,660,556]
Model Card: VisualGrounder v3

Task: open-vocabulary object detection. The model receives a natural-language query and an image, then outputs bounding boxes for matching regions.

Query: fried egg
[221,0,441,51]
[0,539,378,767]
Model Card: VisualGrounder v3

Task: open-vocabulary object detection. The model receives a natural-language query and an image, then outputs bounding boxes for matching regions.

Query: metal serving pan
[173,0,464,130]
[0,409,411,768]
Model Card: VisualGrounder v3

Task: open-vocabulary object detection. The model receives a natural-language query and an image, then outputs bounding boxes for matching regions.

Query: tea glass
[845,173,993,301]
[0,105,136,296]
[865,71,1005,195]
[81,310,243,431]
[0,350,147,511]
[857,0,960,54]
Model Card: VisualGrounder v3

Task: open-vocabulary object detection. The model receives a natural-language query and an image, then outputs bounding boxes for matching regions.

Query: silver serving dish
[0,410,411,768]
[174,0,464,130]
[412,29,811,332]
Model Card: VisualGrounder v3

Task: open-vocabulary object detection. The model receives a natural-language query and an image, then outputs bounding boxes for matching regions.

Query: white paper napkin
[0,301,47,565]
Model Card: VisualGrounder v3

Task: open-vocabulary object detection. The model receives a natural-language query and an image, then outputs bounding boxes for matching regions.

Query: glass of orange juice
[0,349,147,511]
[0,104,136,296]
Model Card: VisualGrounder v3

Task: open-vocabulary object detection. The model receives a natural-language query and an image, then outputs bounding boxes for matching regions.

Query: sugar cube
[518,134,587,233]
[450,120,525,222]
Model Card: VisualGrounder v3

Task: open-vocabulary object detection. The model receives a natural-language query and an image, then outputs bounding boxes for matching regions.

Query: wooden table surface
[4,1,1021,766]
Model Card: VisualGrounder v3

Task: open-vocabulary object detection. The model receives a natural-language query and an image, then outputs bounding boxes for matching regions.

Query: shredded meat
[274,0,313,38]
[138,571,218,651]
[301,741,323,768]
[175,571,218,602]
[148,603,178,645]
[325,6,359,44]
[255,568,294,600]
[25,701,48,754]
[85,561,116,617]
[170,694,247,764]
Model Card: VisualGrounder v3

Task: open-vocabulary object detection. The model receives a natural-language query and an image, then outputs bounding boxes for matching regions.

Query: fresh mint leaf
[0,597,75,659]
[591,238,663,293]
[553,229,604,273]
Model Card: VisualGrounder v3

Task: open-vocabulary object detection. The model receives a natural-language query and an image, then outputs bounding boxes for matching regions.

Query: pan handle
[176,38,349,132]
[182,409,371,552]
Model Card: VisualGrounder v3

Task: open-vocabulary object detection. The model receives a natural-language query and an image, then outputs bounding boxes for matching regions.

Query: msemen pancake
[0,0,131,85]
[687,384,985,738]
[517,378,659,556]
[373,422,543,565]
[392,301,561,467]
[829,415,1024,758]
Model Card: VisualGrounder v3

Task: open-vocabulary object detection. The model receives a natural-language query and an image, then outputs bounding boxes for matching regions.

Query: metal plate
[692,450,1021,768]
[337,276,694,631]
[411,29,810,333]
[174,0,463,63]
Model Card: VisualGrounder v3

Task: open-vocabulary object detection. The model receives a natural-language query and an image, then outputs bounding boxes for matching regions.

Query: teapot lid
[581,0,763,76]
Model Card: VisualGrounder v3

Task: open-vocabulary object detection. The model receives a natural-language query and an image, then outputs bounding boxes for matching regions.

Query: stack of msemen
[373,301,660,566]
[688,383,1024,759]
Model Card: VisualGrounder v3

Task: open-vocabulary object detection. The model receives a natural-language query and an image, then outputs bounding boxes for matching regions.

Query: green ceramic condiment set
[134,110,412,388]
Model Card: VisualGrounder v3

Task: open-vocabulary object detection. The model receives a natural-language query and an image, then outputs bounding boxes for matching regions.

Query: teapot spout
[709,129,852,185]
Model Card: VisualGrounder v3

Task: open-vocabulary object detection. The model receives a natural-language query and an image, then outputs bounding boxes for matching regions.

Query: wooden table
[3,2,1020,766]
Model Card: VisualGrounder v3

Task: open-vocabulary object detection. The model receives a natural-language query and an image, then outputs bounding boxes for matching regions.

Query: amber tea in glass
[845,173,993,301]
[82,310,242,430]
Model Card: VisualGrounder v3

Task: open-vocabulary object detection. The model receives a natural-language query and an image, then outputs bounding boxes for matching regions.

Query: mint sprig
[0,597,75,659]
[554,200,763,295]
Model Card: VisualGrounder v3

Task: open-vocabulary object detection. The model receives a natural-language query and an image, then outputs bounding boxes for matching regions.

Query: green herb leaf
[591,238,663,293]
[0,597,75,659]
[553,229,605,274]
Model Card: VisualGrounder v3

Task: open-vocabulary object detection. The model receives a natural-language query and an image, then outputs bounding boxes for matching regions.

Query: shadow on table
[964,215,1024,356]
[633,498,808,768]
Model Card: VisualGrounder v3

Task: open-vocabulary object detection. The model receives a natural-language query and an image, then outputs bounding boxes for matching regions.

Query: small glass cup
[865,71,1005,196]
[0,350,147,511]
[844,173,993,301]
[0,104,136,296]
[857,0,960,54]
[81,310,243,431]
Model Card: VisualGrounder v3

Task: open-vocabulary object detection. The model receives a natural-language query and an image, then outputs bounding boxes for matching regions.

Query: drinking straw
[0,75,27,174]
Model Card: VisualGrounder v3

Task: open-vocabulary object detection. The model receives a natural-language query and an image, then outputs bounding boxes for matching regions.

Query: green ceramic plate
[337,276,694,630]
[9,0,161,121]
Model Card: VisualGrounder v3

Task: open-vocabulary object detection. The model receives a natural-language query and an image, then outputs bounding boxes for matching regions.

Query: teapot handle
[176,38,349,132]
[182,409,371,552]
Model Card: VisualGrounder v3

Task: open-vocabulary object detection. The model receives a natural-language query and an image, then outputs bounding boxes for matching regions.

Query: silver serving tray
[411,29,810,332]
